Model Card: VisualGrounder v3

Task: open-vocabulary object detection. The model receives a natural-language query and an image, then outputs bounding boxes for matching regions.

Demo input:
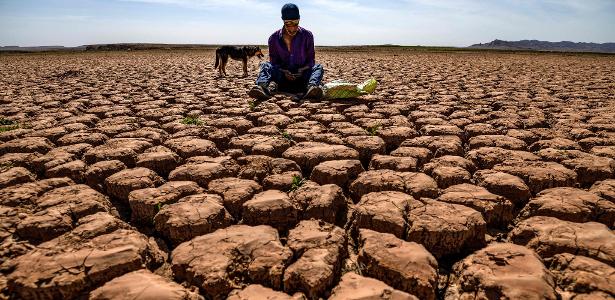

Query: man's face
[284,19,300,36]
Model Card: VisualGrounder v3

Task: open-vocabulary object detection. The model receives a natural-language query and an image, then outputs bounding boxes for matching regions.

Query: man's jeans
[255,62,324,93]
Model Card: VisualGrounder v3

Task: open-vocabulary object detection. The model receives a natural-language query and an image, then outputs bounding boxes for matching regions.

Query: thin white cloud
[3,14,93,22]
[533,0,614,12]
[402,0,486,13]
[307,0,397,15]
[309,0,368,13]
[406,0,614,15]
[62,15,93,21]
[119,0,275,11]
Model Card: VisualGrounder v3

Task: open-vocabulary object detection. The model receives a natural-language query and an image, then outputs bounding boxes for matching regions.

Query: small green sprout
[181,116,203,126]
[0,118,19,132]
[366,124,380,136]
[288,175,305,192]
[248,100,256,111]
[279,130,294,143]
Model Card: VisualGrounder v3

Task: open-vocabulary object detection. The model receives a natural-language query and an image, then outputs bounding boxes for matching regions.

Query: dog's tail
[214,50,220,68]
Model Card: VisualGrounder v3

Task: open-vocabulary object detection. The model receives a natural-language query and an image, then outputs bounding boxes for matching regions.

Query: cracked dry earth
[1,48,614,300]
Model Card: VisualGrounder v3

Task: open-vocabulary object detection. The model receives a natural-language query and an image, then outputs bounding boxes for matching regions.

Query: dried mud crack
[0,49,614,299]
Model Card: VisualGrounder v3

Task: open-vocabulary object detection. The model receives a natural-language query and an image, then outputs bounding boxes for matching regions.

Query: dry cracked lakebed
[0,48,614,299]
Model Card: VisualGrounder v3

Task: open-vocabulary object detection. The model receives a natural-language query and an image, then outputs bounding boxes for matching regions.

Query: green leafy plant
[0,162,14,172]
[0,118,15,126]
[181,116,203,126]
[288,175,305,192]
[152,203,165,225]
[279,130,294,143]
[0,119,19,132]
[0,125,19,133]
[366,124,380,136]
[248,100,256,111]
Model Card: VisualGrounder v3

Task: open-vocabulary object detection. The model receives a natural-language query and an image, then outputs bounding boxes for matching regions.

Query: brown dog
[214,46,264,77]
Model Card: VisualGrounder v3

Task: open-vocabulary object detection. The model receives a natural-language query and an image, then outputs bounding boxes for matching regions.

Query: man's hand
[281,69,297,81]
[282,66,311,81]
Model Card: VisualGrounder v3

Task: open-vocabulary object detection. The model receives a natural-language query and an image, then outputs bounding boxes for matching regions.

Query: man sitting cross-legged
[248,3,324,101]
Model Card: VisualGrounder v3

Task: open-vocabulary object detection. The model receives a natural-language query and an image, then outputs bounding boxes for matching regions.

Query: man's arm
[268,35,282,68]
[294,30,315,75]
[305,30,315,68]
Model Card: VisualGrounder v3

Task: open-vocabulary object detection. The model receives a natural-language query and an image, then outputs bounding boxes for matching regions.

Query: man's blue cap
[281,3,300,20]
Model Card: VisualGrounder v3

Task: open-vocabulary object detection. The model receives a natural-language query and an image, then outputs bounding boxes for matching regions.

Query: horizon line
[3,39,615,49]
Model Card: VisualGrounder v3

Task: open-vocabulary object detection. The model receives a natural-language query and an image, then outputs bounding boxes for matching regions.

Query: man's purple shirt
[267,26,315,72]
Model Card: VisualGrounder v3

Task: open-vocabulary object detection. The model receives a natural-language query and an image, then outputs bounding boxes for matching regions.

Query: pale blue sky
[1,0,614,47]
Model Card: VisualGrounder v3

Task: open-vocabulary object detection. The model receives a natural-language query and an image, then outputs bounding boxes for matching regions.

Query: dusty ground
[0,48,614,299]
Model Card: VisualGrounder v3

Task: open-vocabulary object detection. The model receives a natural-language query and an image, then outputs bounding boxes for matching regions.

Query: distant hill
[469,39,615,53]
[0,44,214,52]
[0,43,232,52]
[0,45,85,52]
[82,43,222,51]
